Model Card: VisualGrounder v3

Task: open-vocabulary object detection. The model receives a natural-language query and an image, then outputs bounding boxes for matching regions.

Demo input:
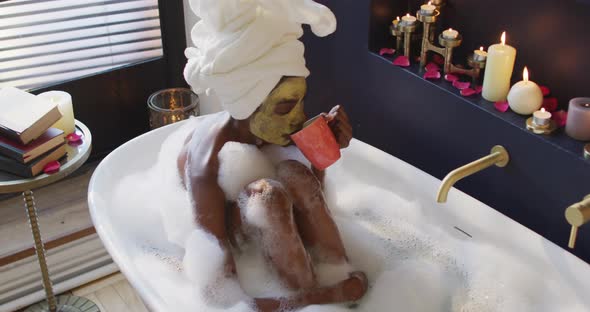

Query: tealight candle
[401,13,417,25]
[565,98,590,141]
[37,91,75,134]
[473,46,487,62]
[533,108,552,126]
[420,1,436,15]
[442,28,459,39]
[507,67,543,115]
[392,16,400,27]
[482,32,517,102]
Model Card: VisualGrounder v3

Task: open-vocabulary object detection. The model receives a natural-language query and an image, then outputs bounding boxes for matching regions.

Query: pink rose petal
[474,85,483,94]
[425,62,440,72]
[452,80,471,90]
[542,97,558,112]
[423,70,441,80]
[460,88,477,97]
[540,86,550,97]
[43,161,61,174]
[433,54,445,65]
[66,132,82,143]
[379,48,396,56]
[494,101,510,113]
[552,110,568,127]
[444,74,459,82]
[392,55,410,67]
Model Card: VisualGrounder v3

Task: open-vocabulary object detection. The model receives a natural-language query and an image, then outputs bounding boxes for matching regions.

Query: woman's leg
[233,178,368,311]
[237,178,316,290]
[276,160,347,263]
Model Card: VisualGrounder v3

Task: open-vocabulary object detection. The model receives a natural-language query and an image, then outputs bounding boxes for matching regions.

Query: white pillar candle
[533,108,552,126]
[482,32,517,102]
[38,91,75,134]
[507,67,543,115]
[473,46,488,61]
[442,28,459,39]
[420,1,436,14]
[401,13,417,25]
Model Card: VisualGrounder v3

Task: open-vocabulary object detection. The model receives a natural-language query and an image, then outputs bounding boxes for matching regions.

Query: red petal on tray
[379,48,396,56]
[423,70,441,80]
[425,62,440,72]
[43,161,61,174]
[66,132,82,143]
[433,54,445,65]
[392,55,410,67]
[452,80,471,90]
[460,88,477,97]
[540,86,550,97]
[494,101,510,113]
[444,74,459,82]
[474,85,483,94]
[552,110,568,127]
[542,97,558,112]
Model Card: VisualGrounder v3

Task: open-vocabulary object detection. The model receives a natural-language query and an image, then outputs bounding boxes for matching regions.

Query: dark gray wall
[302,0,590,262]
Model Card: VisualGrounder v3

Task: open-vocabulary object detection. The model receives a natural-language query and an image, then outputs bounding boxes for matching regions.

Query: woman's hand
[323,105,353,149]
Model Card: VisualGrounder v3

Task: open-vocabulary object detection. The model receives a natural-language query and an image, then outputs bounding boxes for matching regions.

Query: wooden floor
[0,162,148,311]
[70,273,149,312]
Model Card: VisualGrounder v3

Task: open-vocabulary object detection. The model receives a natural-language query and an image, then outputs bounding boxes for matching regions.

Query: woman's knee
[276,160,321,191]
[238,179,293,228]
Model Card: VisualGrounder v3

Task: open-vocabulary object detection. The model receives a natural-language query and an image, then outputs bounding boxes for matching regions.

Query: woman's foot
[254,271,368,312]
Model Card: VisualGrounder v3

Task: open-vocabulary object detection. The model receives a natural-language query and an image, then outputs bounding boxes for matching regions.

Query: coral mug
[291,115,341,170]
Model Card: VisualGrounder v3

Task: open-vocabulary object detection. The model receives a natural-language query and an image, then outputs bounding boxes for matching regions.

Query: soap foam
[218,142,276,201]
[110,113,589,312]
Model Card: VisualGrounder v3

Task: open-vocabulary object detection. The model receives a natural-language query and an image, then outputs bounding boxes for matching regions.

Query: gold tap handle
[569,226,579,249]
[565,195,590,249]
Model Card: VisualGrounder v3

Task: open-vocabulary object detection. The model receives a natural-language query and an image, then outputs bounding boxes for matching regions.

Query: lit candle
[393,16,400,27]
[420,1,436,15]
[533,108,552,126]
[507,67,543,115]
[565,98,590,141]
[473,46,488,62]
[442,28,459,40]
[37,91,75,134]
[401,13,417,25]
[482,32,517,102]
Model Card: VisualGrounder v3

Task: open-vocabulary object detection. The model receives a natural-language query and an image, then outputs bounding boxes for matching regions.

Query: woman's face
[249,77,307,146]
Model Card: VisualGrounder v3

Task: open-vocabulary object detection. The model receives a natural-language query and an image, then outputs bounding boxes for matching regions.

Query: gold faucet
[437,145,510,203]
[565,195,590,249]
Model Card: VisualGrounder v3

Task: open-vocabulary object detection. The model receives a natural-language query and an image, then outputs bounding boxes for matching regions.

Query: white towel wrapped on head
[184,0,337,120]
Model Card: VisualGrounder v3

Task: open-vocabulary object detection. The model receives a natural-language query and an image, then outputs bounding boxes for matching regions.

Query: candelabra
[417,9,486,85]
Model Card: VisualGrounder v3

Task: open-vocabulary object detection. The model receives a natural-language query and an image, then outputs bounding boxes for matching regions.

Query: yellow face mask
[249,77,307,146]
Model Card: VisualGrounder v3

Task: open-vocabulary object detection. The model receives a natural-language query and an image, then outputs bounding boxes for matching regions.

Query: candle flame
[541,108,546,113]
[428,1,432,4]
[501,31,506,45]
[480,46,484,51]
[397,16,400,21]
[406,13,410,17]
[523,66,529,82]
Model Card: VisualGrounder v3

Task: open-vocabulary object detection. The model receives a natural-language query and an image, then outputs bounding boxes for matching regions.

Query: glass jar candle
[148,88,199,129]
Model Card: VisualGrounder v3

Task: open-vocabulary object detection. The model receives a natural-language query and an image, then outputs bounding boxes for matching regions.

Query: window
[0,0,164,90]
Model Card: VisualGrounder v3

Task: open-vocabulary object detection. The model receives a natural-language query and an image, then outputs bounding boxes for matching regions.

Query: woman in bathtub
[180,0,367,310]
[177,76,367,311]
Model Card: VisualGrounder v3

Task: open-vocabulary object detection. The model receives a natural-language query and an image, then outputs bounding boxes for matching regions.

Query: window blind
[0,0,163,90]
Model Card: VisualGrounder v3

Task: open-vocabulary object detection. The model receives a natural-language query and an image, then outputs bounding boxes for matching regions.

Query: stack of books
[0,87,66,178]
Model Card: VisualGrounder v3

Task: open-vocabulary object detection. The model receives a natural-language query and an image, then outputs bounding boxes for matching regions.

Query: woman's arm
[189,176,237,275]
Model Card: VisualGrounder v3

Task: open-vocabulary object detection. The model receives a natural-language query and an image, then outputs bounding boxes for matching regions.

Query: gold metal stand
[23,190,57,311]
[0,121,98,312]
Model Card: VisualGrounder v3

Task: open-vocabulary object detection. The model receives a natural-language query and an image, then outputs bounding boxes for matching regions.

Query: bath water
[110,113,586,312]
